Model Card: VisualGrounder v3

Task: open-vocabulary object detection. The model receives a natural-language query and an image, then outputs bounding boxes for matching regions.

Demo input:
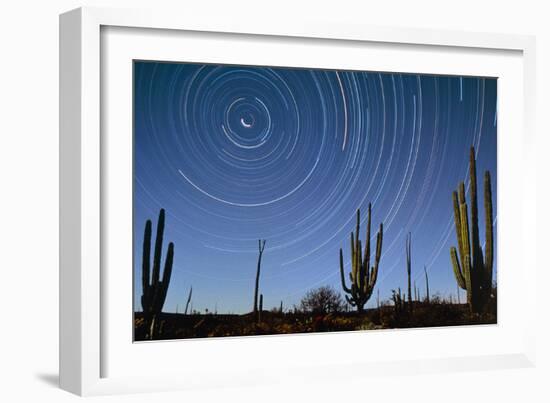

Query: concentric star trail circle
[134,61,497,314]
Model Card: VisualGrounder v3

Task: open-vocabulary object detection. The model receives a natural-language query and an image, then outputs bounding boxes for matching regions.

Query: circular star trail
[134,62,497,313]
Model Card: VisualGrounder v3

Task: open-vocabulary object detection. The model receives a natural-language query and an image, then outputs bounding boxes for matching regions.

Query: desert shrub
[299,286,345,314]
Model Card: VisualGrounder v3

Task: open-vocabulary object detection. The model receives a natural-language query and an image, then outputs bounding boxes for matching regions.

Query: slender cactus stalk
[253,240,266,313]
[184,286,193,315]
[339,204,383,312]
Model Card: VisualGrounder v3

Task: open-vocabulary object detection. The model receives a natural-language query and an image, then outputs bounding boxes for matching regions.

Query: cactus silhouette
[253,240,266,314]
[405,233,412,312]
[141,208,174,339]
[184,286,193,315]
[450,147,494,314]
[391,287,406,320]
[339,204,383,312]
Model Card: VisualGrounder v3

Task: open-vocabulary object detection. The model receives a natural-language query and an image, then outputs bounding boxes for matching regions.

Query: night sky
[133,61,497,314]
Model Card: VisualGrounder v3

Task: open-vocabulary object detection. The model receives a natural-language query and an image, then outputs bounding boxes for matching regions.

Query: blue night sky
[133,61,497,314]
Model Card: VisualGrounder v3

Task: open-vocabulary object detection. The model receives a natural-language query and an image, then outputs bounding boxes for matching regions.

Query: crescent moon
[240,117,253,128]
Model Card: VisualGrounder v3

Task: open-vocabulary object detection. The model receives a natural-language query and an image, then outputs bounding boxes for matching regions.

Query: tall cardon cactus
[450,147,494,314]
[141,208,174,339]
[339,204,383,312]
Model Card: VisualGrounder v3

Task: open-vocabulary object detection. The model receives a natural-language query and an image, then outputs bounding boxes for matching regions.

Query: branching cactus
[339,204,383,312]
[450,147,494,314]
[141,208,174,339]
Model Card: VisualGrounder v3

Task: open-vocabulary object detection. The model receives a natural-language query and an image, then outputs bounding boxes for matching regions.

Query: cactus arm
[457,183,470,273]
[364,203,371,271]
[156,241,174,308]
[450,247,466,289]
[162,242,174,286]
[355,208,360,249]
[339,248,352,293]
[349,232,356,283]
[353,211,360,287]
[376,224,383,262]
[469,148,481,272]
[369,225,383,286]
[452,190,463,267]
[357,240,363,291]
[463,254,472,307]
[152,209,165,286]
[141,219,152,310]
[459,201,471,272]
[484,171,494,284]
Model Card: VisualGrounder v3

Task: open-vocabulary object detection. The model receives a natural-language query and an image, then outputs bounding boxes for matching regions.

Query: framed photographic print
[132,60,498,342]
[60,6,537,396]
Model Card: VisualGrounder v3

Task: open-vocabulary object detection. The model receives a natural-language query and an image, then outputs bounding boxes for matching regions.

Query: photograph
[133,60,497,341]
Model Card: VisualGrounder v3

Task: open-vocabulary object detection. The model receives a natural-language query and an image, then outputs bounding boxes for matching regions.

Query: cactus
[424,265,430,304]
[184,286,193,315]
[450,147,494,314]
[339,204,383,312]
[405,233,412,312]
[391,288,406,319]
[253,240,267,313]
[141,208,174,339]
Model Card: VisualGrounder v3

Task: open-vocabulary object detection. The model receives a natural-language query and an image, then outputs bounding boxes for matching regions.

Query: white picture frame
[59,6,537,396]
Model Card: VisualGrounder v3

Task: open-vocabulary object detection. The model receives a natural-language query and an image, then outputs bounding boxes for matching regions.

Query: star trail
[133,61,497,314]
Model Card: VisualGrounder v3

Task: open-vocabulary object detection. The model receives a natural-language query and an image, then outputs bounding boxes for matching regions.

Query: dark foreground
[134,302,497,341]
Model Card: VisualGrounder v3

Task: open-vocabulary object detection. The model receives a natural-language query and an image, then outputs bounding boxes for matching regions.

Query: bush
[299,286,345,314]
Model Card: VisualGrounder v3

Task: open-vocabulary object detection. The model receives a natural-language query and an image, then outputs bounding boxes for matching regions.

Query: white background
[1,0,548,402]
